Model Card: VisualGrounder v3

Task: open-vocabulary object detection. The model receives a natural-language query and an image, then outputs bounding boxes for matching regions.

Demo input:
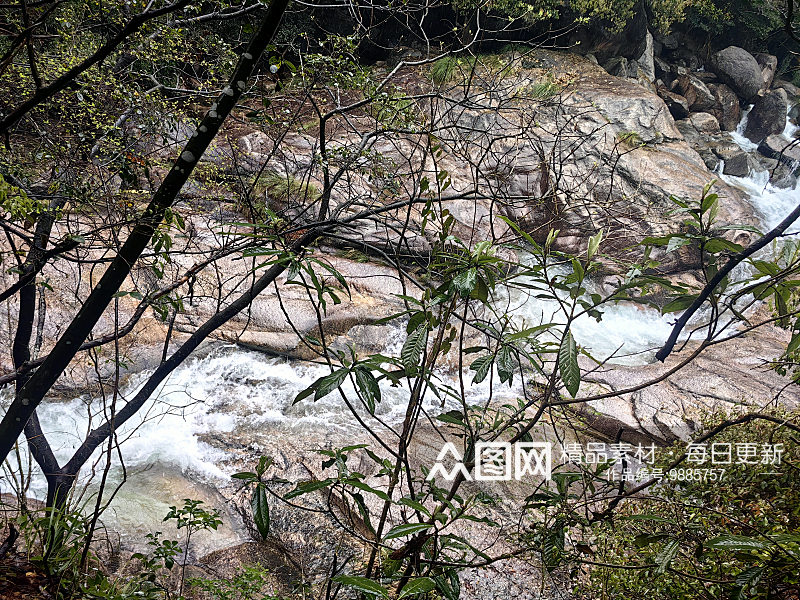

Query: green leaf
[704,238,743,254]
[399,577,436,598]
[343,478,390,501]
[384,522,433,540]
[354,367,381,414]
[470,355,493,384]
[452,267,477,297]
[470,276,489,303]
[733,566,763,600]
[642,235,673,246]
[313,259,351,299]
[401,324,427,374]
[496,345,515,385]
[433,570,461,600]
[398,498,431,516]
[332,575,388,598]
[313,368,349,401]
[256,456,272,477]
[785,332,800,356]
[543,521,565,568]
[251,485,269,540]
[701,192,719,212]
[284,479,334,499]
[436,409,467,426]
[662,295,696,314]
[587,230,603,259]
[751,259,779,276]
[654,538,679,574]
[348,491,376,536]
[558,330,580,397]
[406,311,427,333]
[717,223,762,235]
[666,236,691,254]
[506,323,556,341]
[570,257,585,282]
[705,535,769,551]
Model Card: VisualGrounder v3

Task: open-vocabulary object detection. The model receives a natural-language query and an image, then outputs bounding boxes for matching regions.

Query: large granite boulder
[672,74,716,111]
[755,53,778,91]
[745,88,789,143]
[709,83,741,131]
[711,46,764,102]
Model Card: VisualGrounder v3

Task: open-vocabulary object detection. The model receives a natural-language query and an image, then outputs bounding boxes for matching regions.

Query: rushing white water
[722,169,800,231]
[1,338,478,499]
[723,105,800,231]
[729,104,760,152]
[505,267,677,366]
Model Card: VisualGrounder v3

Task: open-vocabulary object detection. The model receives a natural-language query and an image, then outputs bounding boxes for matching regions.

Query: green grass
[430,56,462,85]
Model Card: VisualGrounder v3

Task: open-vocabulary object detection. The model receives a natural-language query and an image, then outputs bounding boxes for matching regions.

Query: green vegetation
[583,413,800,599]
[430,56,466,85]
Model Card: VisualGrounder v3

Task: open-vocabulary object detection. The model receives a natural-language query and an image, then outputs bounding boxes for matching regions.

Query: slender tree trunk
[10,202,68,506]
[0,0,292,466]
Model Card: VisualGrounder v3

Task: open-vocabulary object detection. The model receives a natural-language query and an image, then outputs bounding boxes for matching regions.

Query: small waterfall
[729,104,760,152]
[722,105,800,231]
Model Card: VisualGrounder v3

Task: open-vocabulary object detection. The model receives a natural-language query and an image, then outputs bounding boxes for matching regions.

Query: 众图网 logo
[426,442,552,481]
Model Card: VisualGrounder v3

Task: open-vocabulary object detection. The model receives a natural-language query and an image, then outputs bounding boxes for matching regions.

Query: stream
[2,108,799,555]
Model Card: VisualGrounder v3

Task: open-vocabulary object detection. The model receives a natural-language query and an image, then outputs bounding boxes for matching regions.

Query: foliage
[233,456,274,540]
[0,175,45,223]
[1,0,799,596]
[446,0,728,32]
[8,501,174,599]
[190,565,283,600]
[163,498,223,597]
[430,56,467,85]
[686,0,788,48]
[580,412,800,600]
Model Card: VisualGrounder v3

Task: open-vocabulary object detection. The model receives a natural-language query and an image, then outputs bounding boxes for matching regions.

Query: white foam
[722,105,800,232]
[730,105,760,152]
[504,263,679,366]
